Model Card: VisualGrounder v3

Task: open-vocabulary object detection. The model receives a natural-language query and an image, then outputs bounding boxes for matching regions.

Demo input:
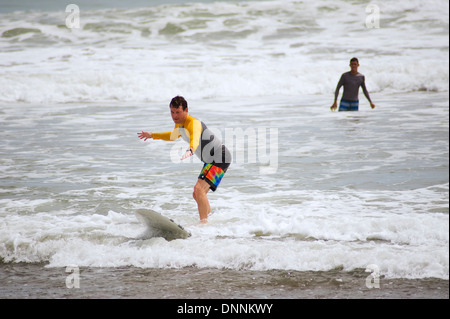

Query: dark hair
[350,57,359,63]
[170,96,188,110]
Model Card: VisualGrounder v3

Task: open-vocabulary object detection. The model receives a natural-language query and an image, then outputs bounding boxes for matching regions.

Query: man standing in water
[331,57,376,111]
[138,96,231,223]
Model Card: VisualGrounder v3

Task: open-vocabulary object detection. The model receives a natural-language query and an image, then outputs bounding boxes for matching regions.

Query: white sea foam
[0,0,448,103]
[1,189,448,279]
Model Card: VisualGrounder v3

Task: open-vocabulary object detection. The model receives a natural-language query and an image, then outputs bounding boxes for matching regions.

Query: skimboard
[135,209,191,241]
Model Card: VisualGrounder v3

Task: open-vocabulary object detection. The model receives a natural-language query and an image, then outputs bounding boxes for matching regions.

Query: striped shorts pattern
[339,100,359,112]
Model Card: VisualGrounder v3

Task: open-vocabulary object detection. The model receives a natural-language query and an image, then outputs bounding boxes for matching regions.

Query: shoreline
[1,263,448,299]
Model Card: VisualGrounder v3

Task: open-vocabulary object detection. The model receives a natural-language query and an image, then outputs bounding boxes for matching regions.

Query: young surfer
[138,96,231,223]
[331,57,376,111]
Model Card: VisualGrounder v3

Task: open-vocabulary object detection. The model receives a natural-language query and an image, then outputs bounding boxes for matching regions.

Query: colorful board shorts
[339,100,359,112]
[199,163,228,192]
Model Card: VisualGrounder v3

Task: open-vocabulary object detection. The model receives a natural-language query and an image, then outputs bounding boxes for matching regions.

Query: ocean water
[0,0,448,103]
[0,0,449,299]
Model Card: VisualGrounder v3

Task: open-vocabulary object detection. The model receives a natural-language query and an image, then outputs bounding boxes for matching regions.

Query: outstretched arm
[137,131,153,141]
[138,127,180,142]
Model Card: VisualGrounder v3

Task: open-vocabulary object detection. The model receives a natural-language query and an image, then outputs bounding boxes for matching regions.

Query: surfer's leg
[193,179,211,223]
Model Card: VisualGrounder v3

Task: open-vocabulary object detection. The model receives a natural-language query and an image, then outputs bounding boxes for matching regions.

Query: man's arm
[334,74,344,102]
[361,77,375,109]
[331,74,344,111]
[137,131,153,141]
[138,126,181,141]
[180,118,202,161]
[187,118,202,152]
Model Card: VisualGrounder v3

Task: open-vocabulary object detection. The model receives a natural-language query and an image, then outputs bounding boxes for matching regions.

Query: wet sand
[0,263,447,299]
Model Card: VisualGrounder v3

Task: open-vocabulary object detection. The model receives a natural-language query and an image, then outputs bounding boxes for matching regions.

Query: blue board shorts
[339,100,359,112]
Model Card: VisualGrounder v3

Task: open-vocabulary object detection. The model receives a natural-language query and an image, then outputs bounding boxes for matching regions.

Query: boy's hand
[181,148,194,161]
[137,131,152,141]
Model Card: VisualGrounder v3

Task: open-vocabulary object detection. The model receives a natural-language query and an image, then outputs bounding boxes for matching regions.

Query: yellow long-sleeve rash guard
[152,114,204,154]
[152,114,231,168]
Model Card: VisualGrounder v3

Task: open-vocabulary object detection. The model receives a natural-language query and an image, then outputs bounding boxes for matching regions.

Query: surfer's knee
[193,183,206,201]
[193,185,201,201]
